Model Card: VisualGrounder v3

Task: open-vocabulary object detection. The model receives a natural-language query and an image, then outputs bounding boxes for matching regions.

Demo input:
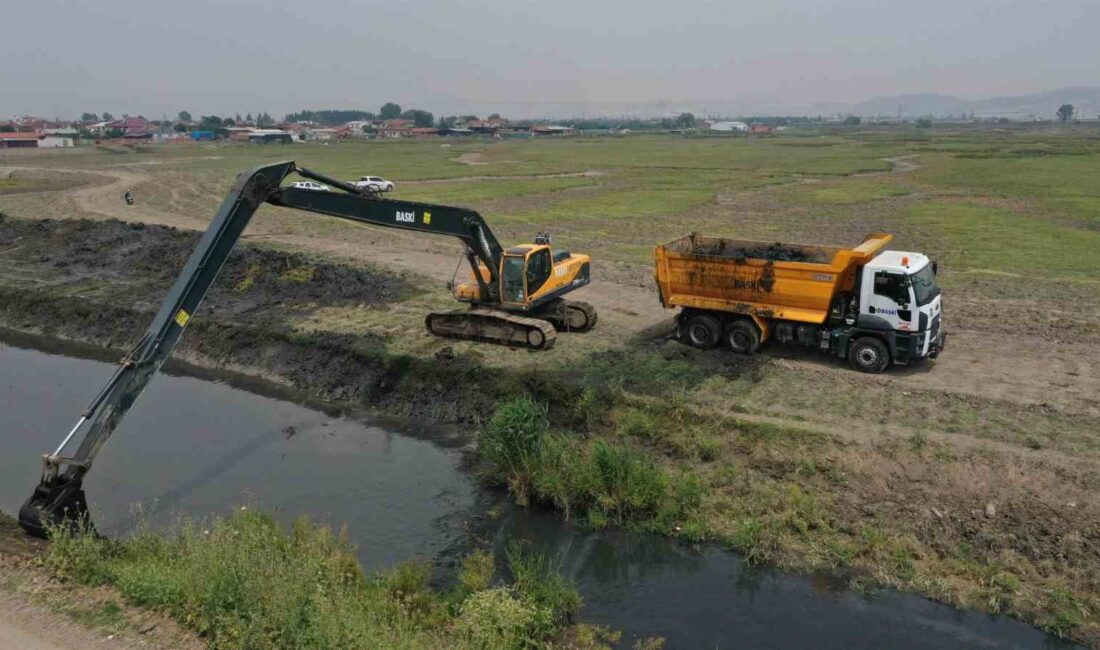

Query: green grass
[905,201,1100,281]
[784,182,912,205]
[45,509,604,650]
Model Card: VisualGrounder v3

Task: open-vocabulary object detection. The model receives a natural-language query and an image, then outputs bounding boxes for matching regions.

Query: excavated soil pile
[0,215,413,317]
[691,240,828,263]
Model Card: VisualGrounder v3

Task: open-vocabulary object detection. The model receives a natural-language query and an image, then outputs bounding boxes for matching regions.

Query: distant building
[749,123,774,134]
[108,116,151,135]
[706,121,749,132]
[531,125,574,136]
[307,128,340,141]
[466,118,508,134]
[0,132,42,148]
[39,134,76,148]
[377,119,413,138]
[248,130,293,144]
[190,131,218,141]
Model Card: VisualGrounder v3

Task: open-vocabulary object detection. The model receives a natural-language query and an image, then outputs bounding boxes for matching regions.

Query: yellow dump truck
[654,233,945,373]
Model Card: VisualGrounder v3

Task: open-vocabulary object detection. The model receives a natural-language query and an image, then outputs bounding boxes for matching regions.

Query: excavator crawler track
[561,299,598,332]
[535,299,598,333]
[426,307,558,351]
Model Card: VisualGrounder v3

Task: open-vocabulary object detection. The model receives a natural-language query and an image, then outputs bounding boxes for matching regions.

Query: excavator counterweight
[19,161,596,537]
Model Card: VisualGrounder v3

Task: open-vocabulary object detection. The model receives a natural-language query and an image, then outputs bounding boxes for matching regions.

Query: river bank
[1,212,1096,646]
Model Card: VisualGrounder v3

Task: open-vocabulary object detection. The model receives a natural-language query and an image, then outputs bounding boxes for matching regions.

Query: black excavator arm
[18,160,509,537]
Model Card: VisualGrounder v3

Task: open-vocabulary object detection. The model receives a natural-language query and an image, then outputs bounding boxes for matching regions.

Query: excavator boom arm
[270,181,504,291]
[18,160,509,537]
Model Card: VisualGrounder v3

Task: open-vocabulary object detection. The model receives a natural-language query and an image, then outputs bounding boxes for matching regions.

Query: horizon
[4,0,1098,120]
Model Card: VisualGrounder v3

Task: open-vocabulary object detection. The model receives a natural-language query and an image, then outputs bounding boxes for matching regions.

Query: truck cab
[850,251,944,370]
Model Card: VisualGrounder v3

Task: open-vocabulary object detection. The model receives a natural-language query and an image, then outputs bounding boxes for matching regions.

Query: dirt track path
[4,161,1098,417]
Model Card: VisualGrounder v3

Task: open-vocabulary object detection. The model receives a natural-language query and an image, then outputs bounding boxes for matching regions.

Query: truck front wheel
[684,313,721,349]
[726,319,761,354]
[848,337,890,374]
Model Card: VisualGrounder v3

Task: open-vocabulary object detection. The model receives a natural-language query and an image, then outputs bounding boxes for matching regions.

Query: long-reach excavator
[18,160,596,537]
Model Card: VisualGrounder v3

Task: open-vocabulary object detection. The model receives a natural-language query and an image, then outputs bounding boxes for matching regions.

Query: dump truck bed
[654,233,893,324]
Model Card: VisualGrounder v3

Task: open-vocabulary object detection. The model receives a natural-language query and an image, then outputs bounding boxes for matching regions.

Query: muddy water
[0,329,1077,649]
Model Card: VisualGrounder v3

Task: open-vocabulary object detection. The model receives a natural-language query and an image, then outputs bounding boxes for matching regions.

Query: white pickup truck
[349,175,395,192]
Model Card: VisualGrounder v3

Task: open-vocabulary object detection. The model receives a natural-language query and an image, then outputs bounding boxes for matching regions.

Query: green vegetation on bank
[46,510,614,650]
[479,390,1097,644]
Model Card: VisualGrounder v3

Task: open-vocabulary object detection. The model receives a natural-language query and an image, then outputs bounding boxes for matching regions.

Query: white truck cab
[851,250,945,370]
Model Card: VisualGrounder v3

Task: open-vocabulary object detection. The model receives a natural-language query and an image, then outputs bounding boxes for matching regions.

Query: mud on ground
[0,213,498,422]
[0,214,413,321]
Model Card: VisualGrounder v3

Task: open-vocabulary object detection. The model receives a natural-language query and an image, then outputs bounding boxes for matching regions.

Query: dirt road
[3,160,1098,419]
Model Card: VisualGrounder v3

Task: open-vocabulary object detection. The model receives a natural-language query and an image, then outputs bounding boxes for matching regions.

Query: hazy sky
[4,0,1098,119]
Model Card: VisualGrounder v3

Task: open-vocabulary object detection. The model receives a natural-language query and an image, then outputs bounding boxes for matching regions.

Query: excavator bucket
[19,472,91,538]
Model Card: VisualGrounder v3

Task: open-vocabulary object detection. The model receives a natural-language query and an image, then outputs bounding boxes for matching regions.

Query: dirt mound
[0,215,414,317]
[692,239,827,263]
[0,511,43,559]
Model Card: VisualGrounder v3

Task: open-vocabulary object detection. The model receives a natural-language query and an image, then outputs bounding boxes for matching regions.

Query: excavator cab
[500,245,552,306]
[454,238,590,312]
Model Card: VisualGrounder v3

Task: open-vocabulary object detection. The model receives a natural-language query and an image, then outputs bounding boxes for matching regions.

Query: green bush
[46,509,595,649]
[616,408,658,440]
[457,587,538,648]
[482,398,548,473]
[479,398,703,533]
[457,549,496,597]
[506,541,582,631]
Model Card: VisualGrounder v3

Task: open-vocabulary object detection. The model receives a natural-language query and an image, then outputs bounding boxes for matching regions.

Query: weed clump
[480,397,702,531]
[46,509,598,649]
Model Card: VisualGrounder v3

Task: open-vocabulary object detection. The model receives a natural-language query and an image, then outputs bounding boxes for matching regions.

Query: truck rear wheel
[684,313,721,349]
[726,319,761,354]
[849,337,890,374]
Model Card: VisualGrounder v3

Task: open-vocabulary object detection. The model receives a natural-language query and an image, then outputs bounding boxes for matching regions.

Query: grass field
[3,124,1100,645]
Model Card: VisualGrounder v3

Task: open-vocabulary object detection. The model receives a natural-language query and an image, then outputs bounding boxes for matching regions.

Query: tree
[246,113,253,123]
[102,112,114,121]
[401,109,434,127]
[488,113,501,120]
[257,112,274,127]
[843,115,862,126]
[199,115,224,130]
[81,112,99,123]
[177,111,192,123]
[916,117,933,128]
[437,115,457,129]
[675,112,696,128]
[223,118,235,127]
[380,102,402,119]
[1057,104,1075,123]
[0,125,14,133]
[173,123,189,133]
[459,115,478,123]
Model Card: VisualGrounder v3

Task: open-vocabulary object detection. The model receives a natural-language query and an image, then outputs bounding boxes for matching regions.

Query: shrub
[616,408,657,440]
[457,550,495,597]
[480,398,703,533]
[482,398,548,471]
[457,587,537,648]
[506,541,582,631]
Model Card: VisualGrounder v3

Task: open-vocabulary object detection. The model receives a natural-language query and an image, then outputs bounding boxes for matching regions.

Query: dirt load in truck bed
[682,237,830,263]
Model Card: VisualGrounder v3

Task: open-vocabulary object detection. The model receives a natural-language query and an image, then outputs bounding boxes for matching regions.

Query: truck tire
[726,319,761,354]
[849,337,890,374]
[685,313,721,349]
